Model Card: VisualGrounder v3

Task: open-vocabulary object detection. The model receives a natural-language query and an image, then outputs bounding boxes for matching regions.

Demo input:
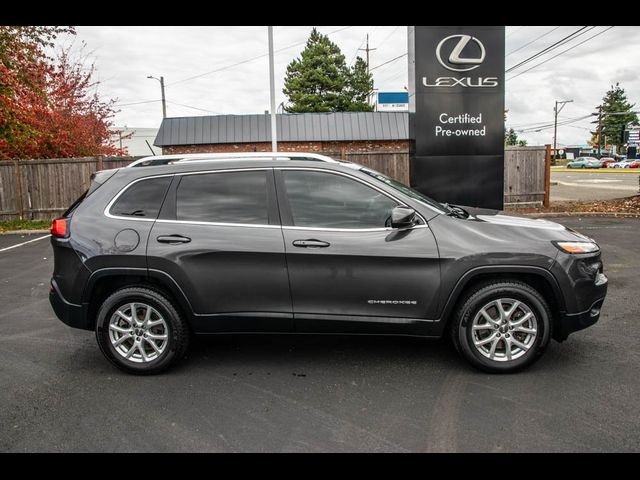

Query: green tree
[346,57,373,112]
[590,83,638,152]
[283,28,373,112]
[505,128,519,146]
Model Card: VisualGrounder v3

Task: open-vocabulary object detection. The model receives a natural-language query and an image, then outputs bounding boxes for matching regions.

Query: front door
[147,168,292,332]
[275,168,441,335]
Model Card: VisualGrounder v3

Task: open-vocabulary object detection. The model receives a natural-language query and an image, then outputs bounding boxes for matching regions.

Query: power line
[506,26,561,57]
[506,26,527,38]
[115,99,161,107]
[349,26,379,65]
[507,26,615,81]
[370,53,407,71]
[506,26,592,73]
[168,26,354,87]
[166,100,222,115]
[513,114,595,133]
[377,26,400,49]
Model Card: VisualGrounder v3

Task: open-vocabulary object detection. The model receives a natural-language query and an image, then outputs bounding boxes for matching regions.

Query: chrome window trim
[104,166,434,231]
[282,225,429,233]
[104,168,271,224]
[155,219,279,229]
[277,167,430,228]
[104,173,176,222]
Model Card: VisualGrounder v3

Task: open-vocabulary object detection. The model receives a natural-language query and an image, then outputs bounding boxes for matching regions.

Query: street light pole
[553,99,573,162]
[268,26,277,153]
[147,75,167,118]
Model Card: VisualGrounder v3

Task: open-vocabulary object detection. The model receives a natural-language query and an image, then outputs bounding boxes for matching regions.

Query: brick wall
[162,140,410,157]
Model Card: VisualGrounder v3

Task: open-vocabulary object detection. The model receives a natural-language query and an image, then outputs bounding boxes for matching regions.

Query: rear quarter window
[110,176,172,219]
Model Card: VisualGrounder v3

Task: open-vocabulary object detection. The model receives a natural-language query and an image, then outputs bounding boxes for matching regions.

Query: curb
[0,229,50,235]
[551,168,640,174]
[519,212,640,218]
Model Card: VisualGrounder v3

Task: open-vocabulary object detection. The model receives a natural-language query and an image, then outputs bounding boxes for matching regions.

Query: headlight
[553,241,600,254]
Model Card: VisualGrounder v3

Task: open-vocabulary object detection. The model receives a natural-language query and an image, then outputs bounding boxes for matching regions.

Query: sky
[63,26,640,147]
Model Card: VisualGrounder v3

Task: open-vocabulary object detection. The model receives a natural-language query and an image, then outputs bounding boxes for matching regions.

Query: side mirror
[391,206,417,229]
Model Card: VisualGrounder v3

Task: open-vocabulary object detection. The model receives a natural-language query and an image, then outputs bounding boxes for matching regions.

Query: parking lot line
[0,234,51,253]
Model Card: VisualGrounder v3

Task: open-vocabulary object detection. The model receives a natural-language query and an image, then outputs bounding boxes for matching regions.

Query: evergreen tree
[590,83,638,152]
[283,29,373,112]
[346,57,373,112]
[505,128,519,146]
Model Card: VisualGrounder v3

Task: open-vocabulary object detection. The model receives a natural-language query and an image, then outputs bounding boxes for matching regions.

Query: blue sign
[378,92,409,104]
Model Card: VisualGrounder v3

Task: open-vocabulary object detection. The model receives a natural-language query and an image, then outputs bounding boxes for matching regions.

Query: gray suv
[49,153,608,374]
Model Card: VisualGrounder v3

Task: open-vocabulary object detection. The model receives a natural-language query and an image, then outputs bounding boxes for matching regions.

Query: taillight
[51,218,69,238]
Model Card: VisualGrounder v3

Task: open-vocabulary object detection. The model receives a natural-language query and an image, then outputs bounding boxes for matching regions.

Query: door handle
[157,235,191,244]
[292,239,330,248]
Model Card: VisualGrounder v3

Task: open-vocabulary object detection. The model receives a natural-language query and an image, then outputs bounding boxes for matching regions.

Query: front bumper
[49,280,91,330]
[553,269,608,341]
[555,296,606,341]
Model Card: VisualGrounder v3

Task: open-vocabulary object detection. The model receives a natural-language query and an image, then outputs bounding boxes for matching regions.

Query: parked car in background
[566,157,601,169]
[629,160,640,168]
[611,159,635,168]
[599,157,616,168]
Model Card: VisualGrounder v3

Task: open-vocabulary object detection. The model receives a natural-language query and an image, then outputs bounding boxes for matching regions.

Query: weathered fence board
[504,146,549,206]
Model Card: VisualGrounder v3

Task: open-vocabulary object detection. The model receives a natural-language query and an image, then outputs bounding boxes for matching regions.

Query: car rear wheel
[95,287,190,375]
[450,281,551,373]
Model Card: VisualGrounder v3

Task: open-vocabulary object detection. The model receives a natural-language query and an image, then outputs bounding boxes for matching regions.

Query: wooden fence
[0,147,548,221]
[504,145,550,207]
[0,156,141,220]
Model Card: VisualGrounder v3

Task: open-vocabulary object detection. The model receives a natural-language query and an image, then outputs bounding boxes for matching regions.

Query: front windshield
[360,168,447,214]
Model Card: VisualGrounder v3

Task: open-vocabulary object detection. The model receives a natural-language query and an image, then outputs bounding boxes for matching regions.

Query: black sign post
[408,26,505,210]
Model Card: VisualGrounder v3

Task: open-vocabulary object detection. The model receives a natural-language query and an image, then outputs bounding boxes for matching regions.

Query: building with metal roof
[153,112,410,157]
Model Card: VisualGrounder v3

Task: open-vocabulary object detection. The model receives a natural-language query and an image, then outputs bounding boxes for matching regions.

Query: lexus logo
[436,34,486,72]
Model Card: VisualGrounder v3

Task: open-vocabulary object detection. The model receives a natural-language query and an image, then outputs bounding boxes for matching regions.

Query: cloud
[71,25,639,147]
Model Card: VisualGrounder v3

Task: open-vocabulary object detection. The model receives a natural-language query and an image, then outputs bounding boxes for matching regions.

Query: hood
[452,206,592,242]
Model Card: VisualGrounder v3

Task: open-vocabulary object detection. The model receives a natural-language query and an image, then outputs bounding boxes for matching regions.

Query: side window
[282,170,398,229]
[110,177,172,218]
[176,171,269,225]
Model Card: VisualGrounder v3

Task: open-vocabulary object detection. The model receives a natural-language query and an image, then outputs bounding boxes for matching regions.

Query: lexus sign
[436,35,486,72]
[408,26,505,210]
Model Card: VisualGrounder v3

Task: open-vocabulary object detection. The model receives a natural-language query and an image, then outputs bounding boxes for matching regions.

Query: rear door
[147,168,292,333]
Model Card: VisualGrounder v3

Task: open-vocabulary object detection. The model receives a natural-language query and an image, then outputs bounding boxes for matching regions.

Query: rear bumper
[49,280,91,330]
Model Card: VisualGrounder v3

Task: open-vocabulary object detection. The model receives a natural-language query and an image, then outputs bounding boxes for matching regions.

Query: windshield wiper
[442,203,469,219]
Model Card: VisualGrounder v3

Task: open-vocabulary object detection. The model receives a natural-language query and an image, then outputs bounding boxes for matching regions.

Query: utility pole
[358,34,378,74]
[597,106,603,157]
[553,99,573,163]
[147,75,167,118]
[358,34,377,105]
[268,26,277,153]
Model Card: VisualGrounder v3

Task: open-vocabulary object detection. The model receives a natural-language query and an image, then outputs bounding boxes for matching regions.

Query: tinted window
[283,171,397,229]
[176,171,269,224]
[110,177,172,218]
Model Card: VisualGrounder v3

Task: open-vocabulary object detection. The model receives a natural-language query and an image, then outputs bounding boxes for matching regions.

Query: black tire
[450,281,552,373]
[95,287,190,375]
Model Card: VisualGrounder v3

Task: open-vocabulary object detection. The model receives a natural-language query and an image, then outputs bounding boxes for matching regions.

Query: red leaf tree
[0,26,126,160]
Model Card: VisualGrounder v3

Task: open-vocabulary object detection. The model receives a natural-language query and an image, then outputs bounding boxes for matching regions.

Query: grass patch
[0,219,51,233]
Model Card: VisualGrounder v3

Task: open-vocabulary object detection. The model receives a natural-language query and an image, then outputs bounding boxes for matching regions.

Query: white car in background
[611,159,634,168]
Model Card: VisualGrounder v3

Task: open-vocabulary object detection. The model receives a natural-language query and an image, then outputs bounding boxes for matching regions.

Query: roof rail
[127,152,338,168]
[174,152,338,163]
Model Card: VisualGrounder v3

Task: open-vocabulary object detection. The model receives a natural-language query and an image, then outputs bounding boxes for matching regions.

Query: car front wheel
[95,287,190,375]
[450,281,552,373]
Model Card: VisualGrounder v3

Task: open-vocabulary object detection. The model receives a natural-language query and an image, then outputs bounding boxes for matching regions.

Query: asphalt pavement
[551,168,640,202]
[0,219,639,452]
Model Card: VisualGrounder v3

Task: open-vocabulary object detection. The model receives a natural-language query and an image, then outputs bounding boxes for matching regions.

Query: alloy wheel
[471,298,538,362]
